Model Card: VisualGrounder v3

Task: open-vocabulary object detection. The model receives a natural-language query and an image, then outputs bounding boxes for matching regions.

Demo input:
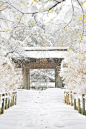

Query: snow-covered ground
[0,88,86,129]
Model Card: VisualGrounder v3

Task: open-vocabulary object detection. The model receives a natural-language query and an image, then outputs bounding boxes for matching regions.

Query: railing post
[6,96,9,109]
[74,98,76,110]
[64,91,66,103]
[5,93,8,110]
[8,94,10,108]
[67,93,69,105]
[66,92,68,104]
[13,93,15,105]
[15,92,17,105]
[10,94,13,107]
[0,94,2,114]
[70,91,73,106]
[11,93,14,106]
[82,94,85,115]
[78,98,81,113]
[2,98,4,114]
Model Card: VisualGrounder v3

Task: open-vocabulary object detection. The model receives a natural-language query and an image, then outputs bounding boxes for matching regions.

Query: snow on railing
[0,91,17,115]
[64,91,86,115]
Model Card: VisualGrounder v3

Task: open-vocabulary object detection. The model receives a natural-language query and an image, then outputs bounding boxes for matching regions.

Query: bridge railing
[64,91,86,115]
[0,91,17,115]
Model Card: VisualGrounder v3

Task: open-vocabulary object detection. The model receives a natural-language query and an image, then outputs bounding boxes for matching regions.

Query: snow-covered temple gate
[12,47,68,89]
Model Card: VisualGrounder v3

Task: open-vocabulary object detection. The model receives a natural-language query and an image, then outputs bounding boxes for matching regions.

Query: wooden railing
[64,91,86,115]
[0,91,17,115]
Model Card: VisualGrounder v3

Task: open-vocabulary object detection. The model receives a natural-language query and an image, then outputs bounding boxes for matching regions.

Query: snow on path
[0,88,86,129]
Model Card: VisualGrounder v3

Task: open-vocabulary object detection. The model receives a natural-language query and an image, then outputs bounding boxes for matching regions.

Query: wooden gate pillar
[22,67,30,90]
[22,67,25,89]
[55,67,62,88]
[55,68,58,88]
[26,68,30,90]
[57,67,62,88]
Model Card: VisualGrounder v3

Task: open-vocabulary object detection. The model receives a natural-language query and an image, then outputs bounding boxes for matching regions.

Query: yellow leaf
[77,54,82,57]
[31,2,33,6]
[69,49,72,52]
[76,41,82,43]
[77,54,80,56]
[41,8,44,11]
[79,35,82,37]
[77,34,82,37]
[34,0,37,2]
[22,2,24,4]
[77,16,82,19]
[77,40,82,43]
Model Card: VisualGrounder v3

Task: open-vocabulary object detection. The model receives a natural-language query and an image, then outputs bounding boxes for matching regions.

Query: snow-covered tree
[60,43,86,95]
[0,0,86,92]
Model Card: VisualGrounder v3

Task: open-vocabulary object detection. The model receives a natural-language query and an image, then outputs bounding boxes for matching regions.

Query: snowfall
[0,88,86,129]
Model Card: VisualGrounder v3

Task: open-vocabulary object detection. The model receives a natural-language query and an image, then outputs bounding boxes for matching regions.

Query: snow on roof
[24,51,67,59]
[23,47,69,51]
[11,47,68,59]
